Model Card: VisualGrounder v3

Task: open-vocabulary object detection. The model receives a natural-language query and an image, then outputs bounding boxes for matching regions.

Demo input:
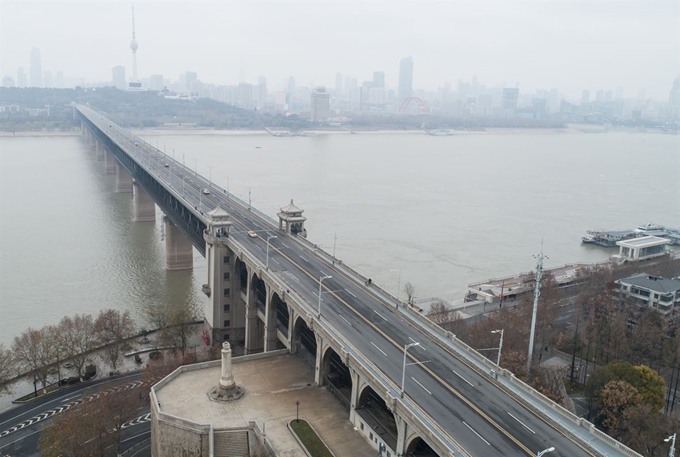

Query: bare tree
[57,314,98,381]
[94,309,136,371]
[0,343,18,395]
[12,326,55,392]
[157,305,197,353]
[426,299,456,325]
[403,282,416,305]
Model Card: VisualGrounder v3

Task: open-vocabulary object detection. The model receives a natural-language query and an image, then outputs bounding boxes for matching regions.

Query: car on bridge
[202,189,211,195]
[248,231,257,238]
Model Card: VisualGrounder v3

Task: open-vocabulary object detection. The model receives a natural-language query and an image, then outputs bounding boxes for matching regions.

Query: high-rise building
[637,88,646,102]
[605,90,613,102]
[238,83,253,107]
[501,87,519,111]
[596,90,604,102]
[16,67,26,87]
[398,56,413,102]
[185,71,198,90]
[310,87,330,121]
[581,90,590,104]
[373,71,385,88]
[669,76,680,114]
[128,6,141,90]
[112,66,126,89]
[150,74,164,91]
[3,76,15,88]
[30,48,42,88]
[368,87,385,105]
[257,76,267,110]
[43,71,52,88]
[335,72,343,97]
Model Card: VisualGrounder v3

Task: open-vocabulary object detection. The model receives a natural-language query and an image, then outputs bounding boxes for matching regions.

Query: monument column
[114,161,133,193]
[133,183,156,221]
[164,218,193,271]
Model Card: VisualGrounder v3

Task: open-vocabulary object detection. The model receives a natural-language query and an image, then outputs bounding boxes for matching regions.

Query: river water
[1,131,678,346]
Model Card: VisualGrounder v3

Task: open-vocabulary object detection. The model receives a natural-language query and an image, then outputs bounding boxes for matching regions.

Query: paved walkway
[155,354,376,457]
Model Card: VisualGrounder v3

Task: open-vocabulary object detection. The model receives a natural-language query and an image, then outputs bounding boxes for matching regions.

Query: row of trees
[1,309,136,394]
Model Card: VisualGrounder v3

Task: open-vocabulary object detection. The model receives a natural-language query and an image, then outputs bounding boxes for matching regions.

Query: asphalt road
[80,106,621,457]
[0,372,150,457]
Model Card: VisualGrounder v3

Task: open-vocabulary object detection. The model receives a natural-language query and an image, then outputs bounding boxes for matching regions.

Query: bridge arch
[398,96,429,114]
[292,315,316,365]
[405,436,438,456]
[356,385,398,451]
[270,291,289,344]
[320,346,352,412]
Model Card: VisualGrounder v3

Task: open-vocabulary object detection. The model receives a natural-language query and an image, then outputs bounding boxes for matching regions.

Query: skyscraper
[373,71,385,88]
[16,67,26,87]
[581,90,590,104]
[128,6,141,90]
[112,66,126,89]
[150,75,164,91]
[398,56,413,102]
[238,83,253,107]
[310,87,330,121]
[30,48,42,88]
[257,76,267,110]
[185,71,198,90]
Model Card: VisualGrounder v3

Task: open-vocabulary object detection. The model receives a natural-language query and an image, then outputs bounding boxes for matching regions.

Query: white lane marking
[463,421,490,446]
[0,430,41,451]
[339,315,352,326]
[451,370,474,387]
[299,256,309,263]
[281,243,290,248]
[256,245,264,251]
[411,377,432,395]
[409,336,426,350]
[373,310,388,321]
[290,275,300,282]
[370,342,387,357]
[507,412,536,434]
[272,258,280,264]
[344,289,356,298]
[320,270,328,276]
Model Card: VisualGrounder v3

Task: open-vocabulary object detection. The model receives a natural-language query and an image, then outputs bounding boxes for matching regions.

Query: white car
[202,189,211,195]
[248,231,257,238]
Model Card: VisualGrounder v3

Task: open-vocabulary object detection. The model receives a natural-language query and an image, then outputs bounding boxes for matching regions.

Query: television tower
[130,5,139,82]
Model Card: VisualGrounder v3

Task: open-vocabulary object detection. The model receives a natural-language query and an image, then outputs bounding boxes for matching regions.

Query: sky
[1,0,679,100]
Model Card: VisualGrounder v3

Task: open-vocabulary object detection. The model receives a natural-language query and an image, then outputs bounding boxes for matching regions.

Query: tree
[597,380,640,434]
[403,282,415,305]
[426,299,457,325]
[530,366,565,404]
[157,305,198,352]
[631,365,665,411]
[95,309,136,371]
[12,326,55,392]
[57,314,98,380]
[0,343,17,395]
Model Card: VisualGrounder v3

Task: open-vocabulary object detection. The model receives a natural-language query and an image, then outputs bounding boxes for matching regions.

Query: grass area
[15,382,61,402]
[564,379,583,395]
[289,419,334,457]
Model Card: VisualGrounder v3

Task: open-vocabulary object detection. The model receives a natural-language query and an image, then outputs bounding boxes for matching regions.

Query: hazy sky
[2,0,679,99]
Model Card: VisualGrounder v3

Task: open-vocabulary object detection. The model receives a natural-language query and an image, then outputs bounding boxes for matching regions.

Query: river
[1,130,678,346]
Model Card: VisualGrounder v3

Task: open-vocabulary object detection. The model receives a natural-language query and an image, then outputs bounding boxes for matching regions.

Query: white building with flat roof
[615,236,670,261]
[615,273,680,319]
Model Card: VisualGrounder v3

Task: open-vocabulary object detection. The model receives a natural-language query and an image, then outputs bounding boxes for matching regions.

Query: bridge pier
[286,305,297,353]
[133,183,156,222]
[202,208,238,345]
[263,287,279,352]
[314,333,329,386]
[244,268,263,354]
[114,161,133,193]
[103,148,115,174]
[164,218,193,271]
[95,139,104,161]
[349,369,362,424]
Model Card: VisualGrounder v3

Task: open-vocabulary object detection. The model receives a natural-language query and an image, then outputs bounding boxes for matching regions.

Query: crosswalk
[0,380,146,438]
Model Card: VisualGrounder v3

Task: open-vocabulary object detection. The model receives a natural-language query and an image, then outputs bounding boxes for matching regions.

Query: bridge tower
[202,207,239,346]
[277,199,307,238]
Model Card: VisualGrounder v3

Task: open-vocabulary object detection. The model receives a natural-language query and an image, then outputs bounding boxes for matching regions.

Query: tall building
[287,76,296,94]
[150,74,164,91]
[185,71,198,90]
[257,76,267,110]
[596,90,604,102]
[16,67,26,87]
[373,71,385,88]
[398,56,413,102]
[3,76,15,88]
[112,66,126,89]
[605,90,613,102]
[669,76,680,116]
[30,48,42,88]
[581,90,590,104]
[128,6,141,90]
[238,83,253,107]
[310,87,330,121]
[501,87,519,111]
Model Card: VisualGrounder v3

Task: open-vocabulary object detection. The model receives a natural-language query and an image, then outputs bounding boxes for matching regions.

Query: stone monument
[209,342,244,402]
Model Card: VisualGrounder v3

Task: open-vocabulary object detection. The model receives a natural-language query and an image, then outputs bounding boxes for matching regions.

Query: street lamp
[390,269,402,301]
[665,433,676,457]
[537,447,555,457]
[318,274,332,316]
[327,231,337,264]
[266,234,277,270]
[295,400,300,423]
[208,166,212,188]
[491,329,504,367]
[401,341,420,398]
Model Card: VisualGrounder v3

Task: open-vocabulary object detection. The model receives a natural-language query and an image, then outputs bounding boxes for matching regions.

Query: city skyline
[1,1,678,100]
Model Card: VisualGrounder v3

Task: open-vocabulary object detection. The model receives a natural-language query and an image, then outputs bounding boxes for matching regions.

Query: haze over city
[2,0,679,100]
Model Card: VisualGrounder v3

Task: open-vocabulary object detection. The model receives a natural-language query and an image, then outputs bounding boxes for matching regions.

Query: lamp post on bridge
[665,433,676,457]
[537,447,555,457]
[491,329,504,367]
[317,274,332,317]
[401,341,420,398]
[265,234,277,270]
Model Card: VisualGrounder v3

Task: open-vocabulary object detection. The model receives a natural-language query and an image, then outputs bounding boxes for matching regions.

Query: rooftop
[617,273,680,294]
[616,235,670,248]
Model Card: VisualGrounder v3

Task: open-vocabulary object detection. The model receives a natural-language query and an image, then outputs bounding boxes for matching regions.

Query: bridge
[76,105,638,457]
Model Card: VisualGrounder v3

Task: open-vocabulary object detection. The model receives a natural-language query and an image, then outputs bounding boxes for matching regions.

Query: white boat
[636,223,665,232]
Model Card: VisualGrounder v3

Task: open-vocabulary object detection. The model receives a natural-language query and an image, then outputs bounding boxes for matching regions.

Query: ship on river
[582,223,680,247]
